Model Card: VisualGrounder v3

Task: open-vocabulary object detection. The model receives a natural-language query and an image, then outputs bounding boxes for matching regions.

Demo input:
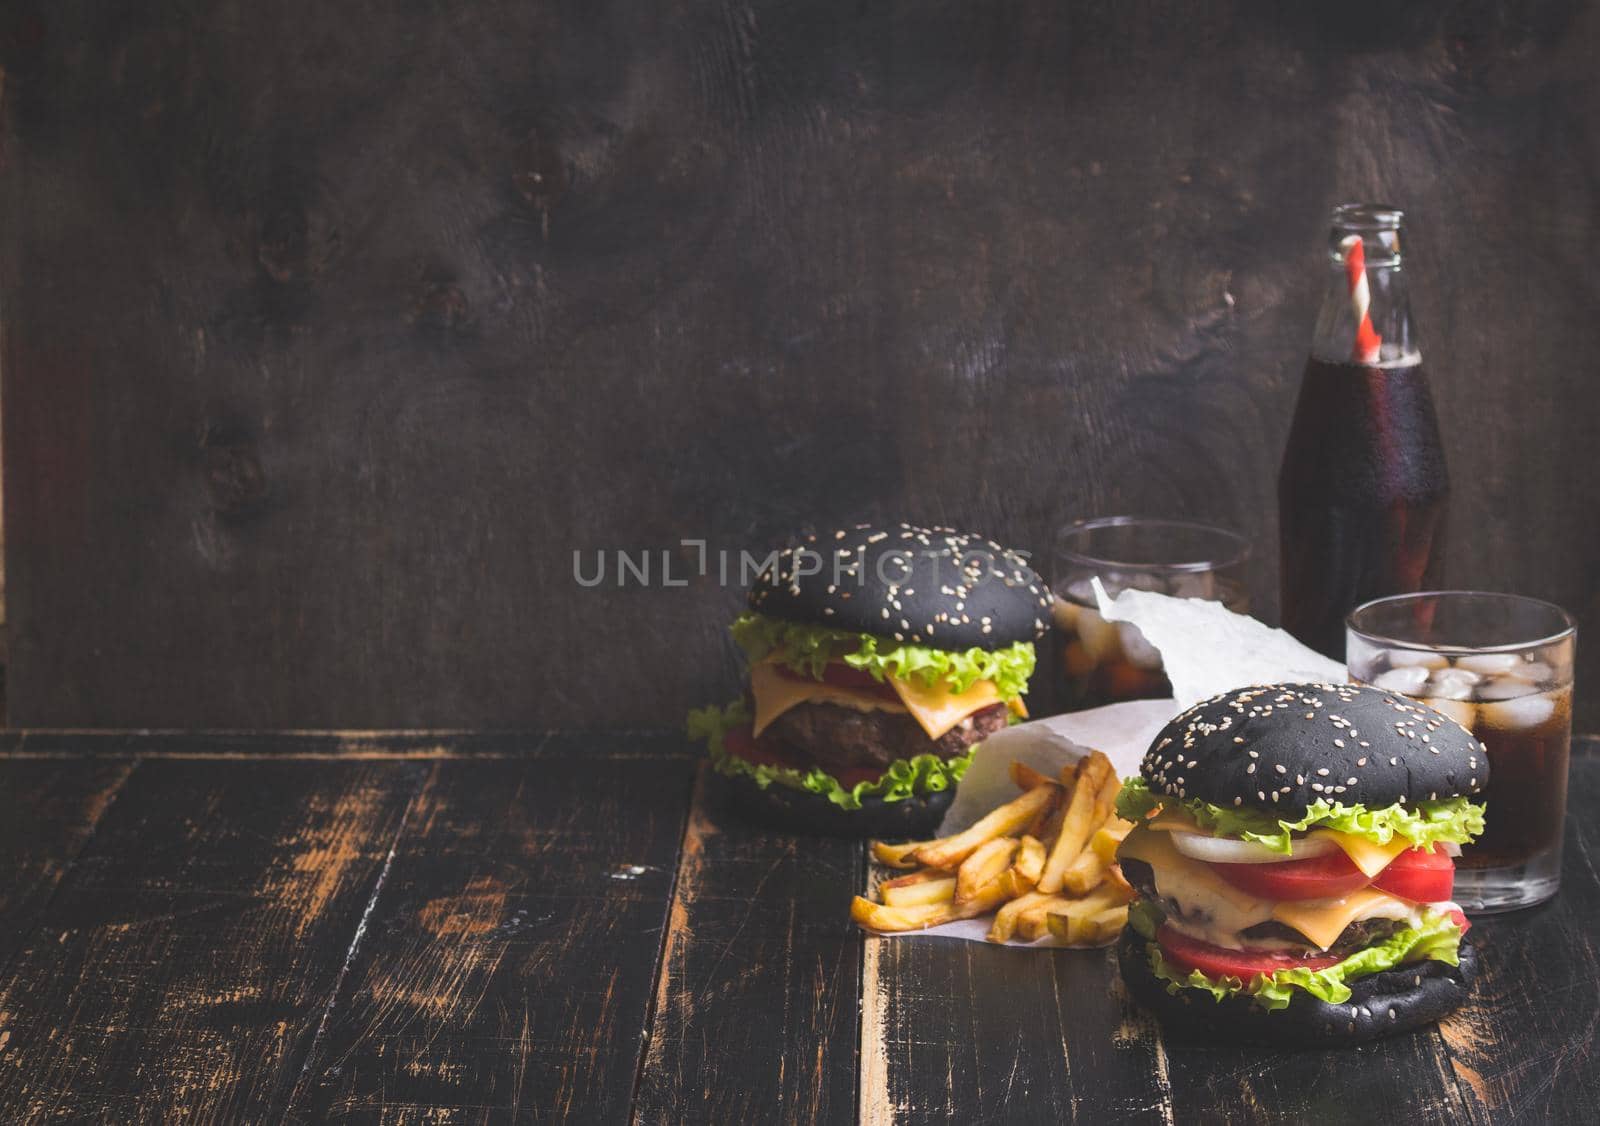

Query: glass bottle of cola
[1278,204,1450,659]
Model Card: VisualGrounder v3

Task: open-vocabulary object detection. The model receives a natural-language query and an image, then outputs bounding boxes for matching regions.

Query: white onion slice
[1439,841,1462,857]
[1168,831,1341,865]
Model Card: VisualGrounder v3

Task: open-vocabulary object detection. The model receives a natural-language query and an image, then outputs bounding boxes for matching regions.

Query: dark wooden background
[3,1,1597,730]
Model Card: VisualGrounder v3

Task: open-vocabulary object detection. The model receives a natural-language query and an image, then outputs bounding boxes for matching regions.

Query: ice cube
[1386,650,1450,671]
[1512,661,1554,685]
[1455,653,1524,676]
[1474,674,1542,702]
[1372,666,1430,695]
[1117,622,1165,670]
[1424,667,1481,700]
[1419,698,1477,730]
[1479,692,1560,731]
[1074,605,1124,664]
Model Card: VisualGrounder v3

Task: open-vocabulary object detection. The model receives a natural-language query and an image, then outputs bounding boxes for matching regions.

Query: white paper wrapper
[876,588,1347,945]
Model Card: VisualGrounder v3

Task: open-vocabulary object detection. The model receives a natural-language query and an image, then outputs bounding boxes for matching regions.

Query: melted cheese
[1118,826,1422,951]
[1309,829,1415,878]
[748,662,905,737]
[1271,888,1419,950]
[885,674,1007,739]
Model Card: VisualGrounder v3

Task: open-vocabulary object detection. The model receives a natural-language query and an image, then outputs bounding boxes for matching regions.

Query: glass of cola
[1051,517,1250,710]
[1347,592,1576,913]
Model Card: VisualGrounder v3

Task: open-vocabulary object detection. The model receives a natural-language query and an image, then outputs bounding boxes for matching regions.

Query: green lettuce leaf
[729,612,1036,700]
[687,699,975,811]
[1115,777,1485,853]
[1142,910,1465,1012]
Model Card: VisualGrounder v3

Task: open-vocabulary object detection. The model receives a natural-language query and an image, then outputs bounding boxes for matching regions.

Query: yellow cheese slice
[748,661,905,737]
[885,674,1006,740]
[1270,887,1417,951]
[1308,829,1414,878]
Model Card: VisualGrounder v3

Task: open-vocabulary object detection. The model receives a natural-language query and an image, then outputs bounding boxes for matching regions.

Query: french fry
[987,890,1054,943]
[1061,846,1112,895]
[882,876,956,907]
[1037,752,1115,893]
[1090,818,1135,865]
[872,839,934,869]
[1046,904,1129,947]
[1016,894,1094,942]
[949,878,1015,920]
[1010,761,1057,791]
[1028,794,1065,843]
[1106,864,1135,900]
[915,784,1055,870]
[956,837,1019,905]
[1012,835,1046,887]
[851,897,952,933]
[880,869,950,890]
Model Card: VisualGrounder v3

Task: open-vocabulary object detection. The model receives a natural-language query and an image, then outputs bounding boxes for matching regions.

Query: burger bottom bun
[1117,928,1478,1046]
[710,771,955,838]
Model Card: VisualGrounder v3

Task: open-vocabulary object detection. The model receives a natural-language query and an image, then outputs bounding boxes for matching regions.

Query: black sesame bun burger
[689,522,1053,837]
[1113,683,1488,1045]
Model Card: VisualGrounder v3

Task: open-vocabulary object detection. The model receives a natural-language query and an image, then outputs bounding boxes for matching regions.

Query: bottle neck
[1310,233,1421,368]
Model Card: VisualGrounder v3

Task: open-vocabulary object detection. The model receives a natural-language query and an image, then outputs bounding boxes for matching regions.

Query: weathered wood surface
[290,740,694,1122]
[633,767,862,1125]
[0,758,426,1121]
[0,734,1593,1123]
[4,3,1600,730]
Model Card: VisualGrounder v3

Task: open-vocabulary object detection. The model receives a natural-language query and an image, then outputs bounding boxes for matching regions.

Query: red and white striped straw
[1341,234,1384,364]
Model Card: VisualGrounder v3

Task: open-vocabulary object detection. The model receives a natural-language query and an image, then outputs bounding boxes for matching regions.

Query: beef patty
[1119,857,1411,958]
[758,701,1009,773]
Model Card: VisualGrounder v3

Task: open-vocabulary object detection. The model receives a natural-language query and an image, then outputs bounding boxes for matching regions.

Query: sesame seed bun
[1140,683,1488,815]
[747,522,1052,651]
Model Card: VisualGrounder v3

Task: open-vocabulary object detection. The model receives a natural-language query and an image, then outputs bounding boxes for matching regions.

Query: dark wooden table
[0,732,1594,1124]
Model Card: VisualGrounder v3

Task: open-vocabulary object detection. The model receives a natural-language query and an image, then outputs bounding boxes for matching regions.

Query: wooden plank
[0,758,136,961]
[0,758,424,1122]
[0,729,608,758]
[1434,752,1600,1121]
[1159,1023,1482,1126]
[286,741,695,1122]
[633,766,862,1125]
[861,934,1174,1124]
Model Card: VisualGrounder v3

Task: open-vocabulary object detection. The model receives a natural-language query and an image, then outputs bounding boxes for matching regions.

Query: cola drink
[1346,591,1577,913]
[1364,653,1572,868]
[1279,205,1449,659]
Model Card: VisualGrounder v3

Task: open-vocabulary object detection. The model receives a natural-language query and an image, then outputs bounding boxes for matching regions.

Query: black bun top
[1141,683,1488,814]
[747,522,1052,650]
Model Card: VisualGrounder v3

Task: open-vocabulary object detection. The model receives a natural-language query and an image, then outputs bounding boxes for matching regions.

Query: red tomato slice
[1156,924,1342,980]
[1371,847,1455,903]
[1210,849,1371,901]
[777,662,901,701]
[1447,908,1471,935]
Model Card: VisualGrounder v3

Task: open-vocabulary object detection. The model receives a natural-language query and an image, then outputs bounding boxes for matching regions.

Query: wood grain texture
[286,736,694,1123]
[0,759,134,963]
[3,2,1599,729]
[0,758,424,1122]
[633,766,862,1125]
[1433,753,1600,1123]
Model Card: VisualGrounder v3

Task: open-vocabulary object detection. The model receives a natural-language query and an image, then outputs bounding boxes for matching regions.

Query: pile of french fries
[850,751,1135,946]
